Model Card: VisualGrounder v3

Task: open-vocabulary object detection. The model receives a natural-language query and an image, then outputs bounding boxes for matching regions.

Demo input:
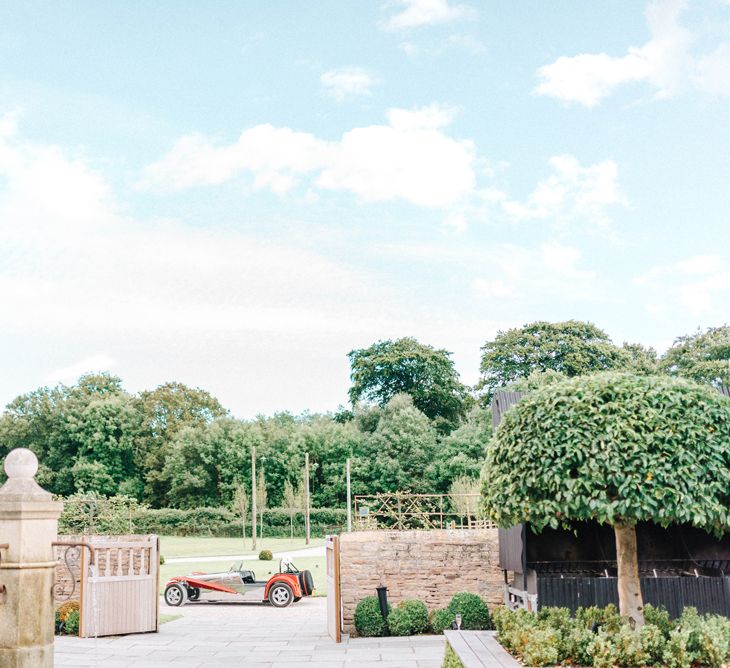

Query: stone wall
[339,529,503,634]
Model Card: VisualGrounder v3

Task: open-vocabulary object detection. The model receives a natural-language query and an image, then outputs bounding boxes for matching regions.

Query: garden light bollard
[0,448,63,668]
[376,585,389,622]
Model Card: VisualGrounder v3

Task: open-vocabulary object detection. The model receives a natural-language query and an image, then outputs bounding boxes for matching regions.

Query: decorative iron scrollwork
[52,541,95,602]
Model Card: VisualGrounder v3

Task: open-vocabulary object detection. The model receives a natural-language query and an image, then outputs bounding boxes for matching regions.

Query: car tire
[268,582,294,608]
[164,583,188,607]
[299,570,314,596]
[187,587,200,601]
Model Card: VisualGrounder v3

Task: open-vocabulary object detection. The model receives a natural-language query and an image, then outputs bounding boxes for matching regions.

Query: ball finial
[4,448,39,480]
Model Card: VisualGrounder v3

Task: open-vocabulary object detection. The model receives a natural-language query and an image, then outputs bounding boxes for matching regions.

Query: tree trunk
[290,513,293,539]
[614,522,644,628]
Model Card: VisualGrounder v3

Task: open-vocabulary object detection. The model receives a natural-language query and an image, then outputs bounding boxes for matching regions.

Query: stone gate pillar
[0,448,63,668]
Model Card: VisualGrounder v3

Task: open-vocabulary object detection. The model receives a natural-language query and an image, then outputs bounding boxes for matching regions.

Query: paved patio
[54,597,446,667]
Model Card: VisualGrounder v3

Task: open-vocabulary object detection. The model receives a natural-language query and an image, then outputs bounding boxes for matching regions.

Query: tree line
[0,321,727,511]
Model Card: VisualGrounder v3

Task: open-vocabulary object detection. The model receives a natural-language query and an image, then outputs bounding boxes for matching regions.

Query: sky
[1,0,729,417]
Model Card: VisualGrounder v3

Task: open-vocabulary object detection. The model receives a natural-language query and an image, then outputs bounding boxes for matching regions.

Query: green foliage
[660,325,730,388]
[522,627,560,666]
[493,605,730,668]
[426,407,491,493]
[447,592,492,630]
[482,373,730,534]
[133,506,346,537]
[431,607,456,634]
[478,320,633,401]
[58,492,142,534]
[64,610,80,635]
[348,337,470,431]
[352,394,438,495]
[442,643,465,668]
[386,599,429,636]
[354,596,389,637]
[258,549,273,561]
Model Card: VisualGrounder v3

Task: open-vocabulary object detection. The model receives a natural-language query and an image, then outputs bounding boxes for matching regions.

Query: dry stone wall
[339,529,503,634]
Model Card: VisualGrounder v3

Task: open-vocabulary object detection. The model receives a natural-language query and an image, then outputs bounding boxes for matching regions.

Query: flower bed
[492,605,730,668]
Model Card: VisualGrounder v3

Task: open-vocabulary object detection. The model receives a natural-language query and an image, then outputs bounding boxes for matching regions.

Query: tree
[426,407,491,493]
[660,325,730,387]
[478,321,631,402]
[352,394,438,494]
[232,481,249,544]
[256,468,268,544]
[482,373,730,628]
[162,418,256,508]
[348,337,470,432]
[449,476,481,525]
[282,479,302,539]
[135,382,227,507]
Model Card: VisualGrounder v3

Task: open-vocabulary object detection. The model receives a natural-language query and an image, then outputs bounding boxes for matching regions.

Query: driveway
[54,597,446,667]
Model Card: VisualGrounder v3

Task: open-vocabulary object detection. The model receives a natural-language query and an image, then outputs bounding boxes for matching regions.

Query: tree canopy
[348,337,470,431]
[478,321,634,401]
[659,325,730,388]
[482,372,730,625]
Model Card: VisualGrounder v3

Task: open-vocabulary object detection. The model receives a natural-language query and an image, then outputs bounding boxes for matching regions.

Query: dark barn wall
[538,576,730,618]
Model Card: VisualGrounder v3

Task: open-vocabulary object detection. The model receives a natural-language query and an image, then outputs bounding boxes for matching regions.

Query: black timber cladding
[491,391,526,429]
[538,577,730,617]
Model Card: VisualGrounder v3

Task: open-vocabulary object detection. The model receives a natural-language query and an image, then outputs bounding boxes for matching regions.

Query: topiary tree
[482,373,730,628]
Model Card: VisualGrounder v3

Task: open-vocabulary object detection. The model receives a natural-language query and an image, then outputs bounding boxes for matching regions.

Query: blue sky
[1,0,729,416]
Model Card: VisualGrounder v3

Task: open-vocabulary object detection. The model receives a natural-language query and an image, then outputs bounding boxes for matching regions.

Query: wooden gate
[325,535,342,643]
[80,535,160,637]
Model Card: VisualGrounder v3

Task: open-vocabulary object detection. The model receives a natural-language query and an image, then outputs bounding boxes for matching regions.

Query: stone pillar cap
[0,448,52,500]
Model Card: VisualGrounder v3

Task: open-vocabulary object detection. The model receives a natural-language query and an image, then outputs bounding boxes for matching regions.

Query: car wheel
[187,587,200,601]
[298,570,314,596]
[164,583,188,607]
[268,582,293,608]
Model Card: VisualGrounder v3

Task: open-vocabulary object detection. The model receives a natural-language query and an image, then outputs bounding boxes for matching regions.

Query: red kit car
[164,560,314,608]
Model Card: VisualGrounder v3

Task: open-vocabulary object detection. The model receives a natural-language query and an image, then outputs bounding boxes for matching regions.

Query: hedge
[131,506,346,538]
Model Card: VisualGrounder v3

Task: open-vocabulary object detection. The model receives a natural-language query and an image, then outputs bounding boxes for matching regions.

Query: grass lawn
[159,535,325,559]
[159,555,327,597]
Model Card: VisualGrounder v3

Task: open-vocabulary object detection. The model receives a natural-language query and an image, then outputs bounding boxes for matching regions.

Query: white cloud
[0,114,409,345]
[320,67,377,102]
[634,255,730,315]
[470,242,598,301]
[47,354,118,384]
[500,154,625,228]
[535,0,705,106]
[382,0,475,31]
[139,105,475,208]
[694,44,730,95]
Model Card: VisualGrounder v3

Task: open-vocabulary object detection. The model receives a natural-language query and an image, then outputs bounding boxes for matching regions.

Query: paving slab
[55,597,445,666]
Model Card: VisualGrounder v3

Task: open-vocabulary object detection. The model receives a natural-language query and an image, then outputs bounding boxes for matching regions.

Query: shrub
[491,604,730,668]
[354,596,389,637]
[159,554,165,565]
[442,642,465,668]
[447,592,491,630]
[387,600,429,636]
[431,607,456,634]
[258,549,273,561]
[522,627,560,667]
[64,610,80,635]
[645,604,673,638]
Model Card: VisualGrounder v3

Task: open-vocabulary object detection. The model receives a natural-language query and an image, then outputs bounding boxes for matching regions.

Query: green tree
[482,373,730,628]
[0,373,140,496]
[162,418,256,508]
[135,382,227,507]
[232,481,249,543]
[659,325,730,387]
[282,479,302,539]
[348,337,470,432]
[478,321,631,402]
[426,407,491,493]
[352,394,438,494]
